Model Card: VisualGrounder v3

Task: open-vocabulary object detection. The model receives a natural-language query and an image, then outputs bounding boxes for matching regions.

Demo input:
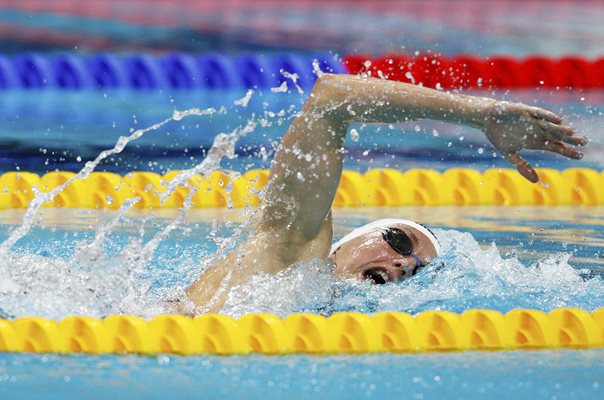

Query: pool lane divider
[342,53,604,90]
[0,53,602,90]
[0,308,602,355]
[0,53,345,91]
[1,168,604,209]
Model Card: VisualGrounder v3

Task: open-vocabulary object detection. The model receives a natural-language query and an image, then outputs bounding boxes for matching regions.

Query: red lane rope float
[342,54,604,90]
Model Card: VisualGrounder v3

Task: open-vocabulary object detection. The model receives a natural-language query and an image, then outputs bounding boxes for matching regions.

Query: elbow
[307,74,353,116]
[311,73,346,98]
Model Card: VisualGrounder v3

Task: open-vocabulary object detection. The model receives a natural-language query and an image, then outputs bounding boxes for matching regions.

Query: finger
[541,140,584,159]
[536,120,588,145]
[536,119,575,136]
[560,135,588,146]
[504,152,539,183]
[529,107,562,124]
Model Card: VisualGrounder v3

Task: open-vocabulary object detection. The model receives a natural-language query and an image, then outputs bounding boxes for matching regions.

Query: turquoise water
[1,206,602,320]
[1,350,603,400]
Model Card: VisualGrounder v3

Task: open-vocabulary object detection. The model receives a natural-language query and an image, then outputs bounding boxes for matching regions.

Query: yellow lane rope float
[1,168,603,209]
[0,308,602,355]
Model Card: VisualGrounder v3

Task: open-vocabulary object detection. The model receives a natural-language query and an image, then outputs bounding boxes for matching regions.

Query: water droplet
[158,355,171,365]
[234,89,254,107]
[404,72,415,84]
[270,82,288,93]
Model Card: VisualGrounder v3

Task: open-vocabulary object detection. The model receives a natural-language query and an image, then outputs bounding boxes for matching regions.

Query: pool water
[1,350,603,400]
[1,89,603,173]
[1,206,602,320]
[2,202,602,399]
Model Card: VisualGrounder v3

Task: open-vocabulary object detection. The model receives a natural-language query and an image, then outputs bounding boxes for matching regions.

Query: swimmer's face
[330,224,438,284]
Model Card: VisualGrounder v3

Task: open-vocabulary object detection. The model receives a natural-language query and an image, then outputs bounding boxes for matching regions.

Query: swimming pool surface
[1,89,603,173]
[1,350,602,400]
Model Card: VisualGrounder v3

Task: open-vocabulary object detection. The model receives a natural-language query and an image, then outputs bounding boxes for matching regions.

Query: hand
[482,101,588,183]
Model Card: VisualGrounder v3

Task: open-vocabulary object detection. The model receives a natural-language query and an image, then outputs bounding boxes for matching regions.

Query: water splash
[234,89,254,107]
[1,210,602,320]
[159,118,257,205]
[0,107,217,259]
[0,98,305,318]
[0,105,263,317]
[311,59,325,78]
[219,229,604,317]
[280,70,305,95]
[71,197,141,268]
[271,82,289,93]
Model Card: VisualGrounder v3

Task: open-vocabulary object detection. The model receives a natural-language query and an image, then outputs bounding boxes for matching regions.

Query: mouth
[361,267,390,285]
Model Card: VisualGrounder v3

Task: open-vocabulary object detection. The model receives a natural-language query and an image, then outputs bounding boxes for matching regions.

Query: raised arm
[259,74,586,239]
[185,73,586,312]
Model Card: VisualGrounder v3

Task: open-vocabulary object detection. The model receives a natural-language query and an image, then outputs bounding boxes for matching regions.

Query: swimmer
[184,73,587,313]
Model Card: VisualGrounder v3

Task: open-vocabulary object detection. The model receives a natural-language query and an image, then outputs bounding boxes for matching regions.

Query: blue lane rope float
[0,308,602,355]
[0,52,345,90]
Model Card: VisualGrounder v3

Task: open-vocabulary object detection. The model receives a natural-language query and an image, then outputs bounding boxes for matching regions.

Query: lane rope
[343,53,604,89]
[1,308,602,355]
[1,168,603,209]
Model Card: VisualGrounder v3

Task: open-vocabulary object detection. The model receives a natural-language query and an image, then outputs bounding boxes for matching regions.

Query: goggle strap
[410,253,421,269]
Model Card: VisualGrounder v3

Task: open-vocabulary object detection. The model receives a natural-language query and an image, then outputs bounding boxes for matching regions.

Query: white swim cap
[330,218,441,256]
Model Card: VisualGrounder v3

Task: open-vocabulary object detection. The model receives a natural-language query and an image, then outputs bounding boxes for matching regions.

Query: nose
[391,257,416,279]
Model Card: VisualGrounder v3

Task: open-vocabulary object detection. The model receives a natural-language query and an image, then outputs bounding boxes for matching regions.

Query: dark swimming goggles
[377,227,423,274]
